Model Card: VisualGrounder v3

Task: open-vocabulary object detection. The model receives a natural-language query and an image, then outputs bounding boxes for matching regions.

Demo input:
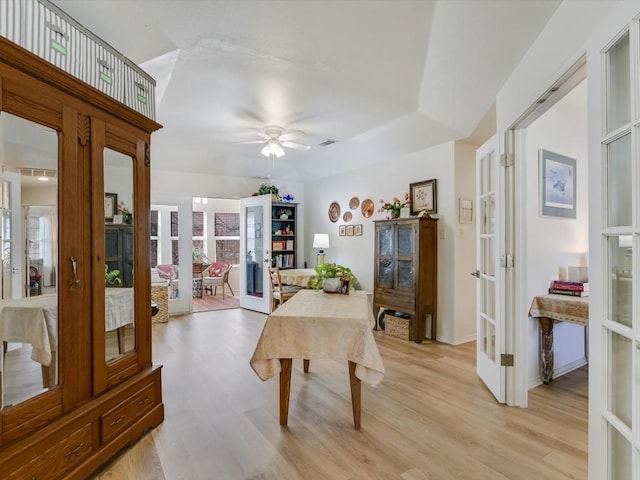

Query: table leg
[279,358,292,426]
[303,359,310,373]
[539,317,554,384]
[348,361,361,430]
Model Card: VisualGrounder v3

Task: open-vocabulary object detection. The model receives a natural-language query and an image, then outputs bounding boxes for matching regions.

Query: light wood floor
[92,308,587,480]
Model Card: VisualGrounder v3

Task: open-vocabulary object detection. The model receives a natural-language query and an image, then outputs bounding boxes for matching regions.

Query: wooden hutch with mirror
[0,3,163,478]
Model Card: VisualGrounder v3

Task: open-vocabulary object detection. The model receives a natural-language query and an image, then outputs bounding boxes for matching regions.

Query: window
[150,209,158,267]
[192,211,206,261]
[214,212,239,264]
[170,210,179,265]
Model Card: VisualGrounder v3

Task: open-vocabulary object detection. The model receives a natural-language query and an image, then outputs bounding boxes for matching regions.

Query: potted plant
[277,208,293,219]
[105,264,121,286]
[310,263,357,291]
[258,183,279,201]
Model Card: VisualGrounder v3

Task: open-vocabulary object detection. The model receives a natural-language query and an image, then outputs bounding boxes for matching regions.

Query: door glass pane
[245,205,263,298]
[104,149,135,362]
[609,331,632,428]
[0,113,58,410]
[397,260,413,289]
[379,227,393,256]
[606,31,630,133]
[378,259,393,288]
[480,152,494,195]
[609,424,631,480]
[607,134,631,227]
[608,236,632,327]
[397,226,413,256]
[481,195,495,235]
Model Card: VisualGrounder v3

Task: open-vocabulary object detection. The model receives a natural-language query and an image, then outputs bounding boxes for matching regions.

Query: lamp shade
[313,233,330,250]
[261,139,285,158]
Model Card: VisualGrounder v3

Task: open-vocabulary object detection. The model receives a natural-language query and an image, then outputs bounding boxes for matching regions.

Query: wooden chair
[269,266,301,311]
[202,262,234,299]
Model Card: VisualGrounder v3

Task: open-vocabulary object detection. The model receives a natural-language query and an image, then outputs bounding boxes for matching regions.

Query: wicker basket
[151,284,169,324]
[384,314,414,341]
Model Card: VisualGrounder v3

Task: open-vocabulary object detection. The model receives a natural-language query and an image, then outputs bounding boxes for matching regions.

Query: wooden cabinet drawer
[7,423,93,480]
[100,383,155,443]
[375,291,415,312]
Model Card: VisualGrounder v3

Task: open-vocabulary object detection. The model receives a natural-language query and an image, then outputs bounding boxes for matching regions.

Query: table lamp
[313,233,330,265]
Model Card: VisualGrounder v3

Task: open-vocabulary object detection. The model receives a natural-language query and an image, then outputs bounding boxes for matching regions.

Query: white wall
[524,80,589,386]
[304,140,476,344]
[453,141,477,343]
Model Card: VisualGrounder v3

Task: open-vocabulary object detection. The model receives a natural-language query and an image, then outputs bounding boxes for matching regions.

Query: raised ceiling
[51,0,561,182]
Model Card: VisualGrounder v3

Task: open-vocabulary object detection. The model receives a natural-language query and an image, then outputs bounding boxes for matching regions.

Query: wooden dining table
[250,289,385,429]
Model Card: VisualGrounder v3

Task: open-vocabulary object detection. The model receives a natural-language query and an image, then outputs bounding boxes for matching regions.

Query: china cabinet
[0,11,163,480]
[271,202,297,269]
[373,217,438,343]
[105,225,134,288]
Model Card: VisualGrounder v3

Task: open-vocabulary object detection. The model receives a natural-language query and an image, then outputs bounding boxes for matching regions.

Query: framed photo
[339,225,346,236]
[410,179,437,215]
[104,192,117,222]
[539,149,576,218]
[355,224,363,236]
[346,225,354,236]
[459,198,473,224]
[113,214,123,225]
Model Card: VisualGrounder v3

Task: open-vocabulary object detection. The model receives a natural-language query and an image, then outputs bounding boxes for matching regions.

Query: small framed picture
[346,225,354,236]
[104,192,117,222]
[339,225,346,236]
[410,179,437,215]
[459,198,473,224]
[539,149,576,218]
[113,214,123,225]
[355,224,363,236]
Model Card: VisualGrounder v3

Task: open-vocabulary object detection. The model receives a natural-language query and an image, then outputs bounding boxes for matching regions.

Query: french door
[475,134,505,402]
[239,195,272,314]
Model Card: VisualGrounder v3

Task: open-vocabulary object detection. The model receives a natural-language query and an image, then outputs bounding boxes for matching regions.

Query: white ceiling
[48,0,561,182]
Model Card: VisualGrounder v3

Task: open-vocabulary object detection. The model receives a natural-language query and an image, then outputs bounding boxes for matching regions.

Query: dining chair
[269,266,301,311]
[202,262,234,299]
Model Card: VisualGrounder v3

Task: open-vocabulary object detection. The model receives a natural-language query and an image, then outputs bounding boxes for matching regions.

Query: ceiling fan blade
[282,141,310,151]
[237,139,268,145]
[280,130,305,142]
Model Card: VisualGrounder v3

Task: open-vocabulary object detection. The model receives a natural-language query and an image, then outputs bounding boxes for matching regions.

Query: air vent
[18,168,57,181]
[318,139,337,147]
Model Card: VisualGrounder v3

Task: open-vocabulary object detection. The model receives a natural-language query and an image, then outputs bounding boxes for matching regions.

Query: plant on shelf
[105,264,121,285]
[277,208,293,219]
[258,183,279,199]
[378,193,410,219]
[310,263,357,291]
[117,201,133,224]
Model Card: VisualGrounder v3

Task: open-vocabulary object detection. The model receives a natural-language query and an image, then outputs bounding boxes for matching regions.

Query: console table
[528,293,589,384]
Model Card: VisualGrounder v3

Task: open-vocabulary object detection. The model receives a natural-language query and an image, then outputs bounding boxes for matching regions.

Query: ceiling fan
[241,125,311,158]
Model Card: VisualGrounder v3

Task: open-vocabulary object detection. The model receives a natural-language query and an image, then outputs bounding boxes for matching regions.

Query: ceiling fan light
[261,140,285,158]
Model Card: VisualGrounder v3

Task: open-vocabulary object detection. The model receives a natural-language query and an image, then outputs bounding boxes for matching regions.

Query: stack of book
[549,280,589,297]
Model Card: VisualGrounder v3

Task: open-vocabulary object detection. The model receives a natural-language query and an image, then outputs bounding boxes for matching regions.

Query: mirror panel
[0,112,58,409]
[104,149,135,362]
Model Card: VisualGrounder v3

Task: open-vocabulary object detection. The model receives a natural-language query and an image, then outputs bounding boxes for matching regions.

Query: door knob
[471,270,480,278]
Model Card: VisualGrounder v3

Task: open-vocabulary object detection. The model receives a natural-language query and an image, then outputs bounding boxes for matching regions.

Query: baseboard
[528,357,588,389]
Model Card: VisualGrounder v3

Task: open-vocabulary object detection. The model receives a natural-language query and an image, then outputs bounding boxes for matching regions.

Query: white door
[1,172,22,299]
[475,134,505,402]
[239,194,272,313]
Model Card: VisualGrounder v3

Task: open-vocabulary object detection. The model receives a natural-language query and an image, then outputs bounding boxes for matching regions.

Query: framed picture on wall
[339,225,346,236]
[104,192,117,222]
[346,225,354,236]
[539,149,576,218]
[410,179,437,215]
[355,224,363,236]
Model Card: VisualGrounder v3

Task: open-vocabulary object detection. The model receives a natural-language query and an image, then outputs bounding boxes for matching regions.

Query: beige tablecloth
[528,293,589,326]
[0,289,134,369]
[278,268,318,288]
[250,290,385,386]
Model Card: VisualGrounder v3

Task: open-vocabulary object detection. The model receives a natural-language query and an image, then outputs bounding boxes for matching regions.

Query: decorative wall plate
[361,198,374,218]
[328,202,341,223]
[349,196,360,209]
[343,211,352,222]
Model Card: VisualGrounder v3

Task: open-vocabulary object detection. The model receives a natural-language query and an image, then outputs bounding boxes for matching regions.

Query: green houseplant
[105,264,121,285]
[310,263,357,291]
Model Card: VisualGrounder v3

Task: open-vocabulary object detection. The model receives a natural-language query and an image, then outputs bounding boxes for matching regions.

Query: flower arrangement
[277,208,293,219]
[378,193,410,219]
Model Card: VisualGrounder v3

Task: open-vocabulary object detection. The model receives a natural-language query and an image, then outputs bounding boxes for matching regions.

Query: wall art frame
[410,179,437,215]
[539,149,576,218]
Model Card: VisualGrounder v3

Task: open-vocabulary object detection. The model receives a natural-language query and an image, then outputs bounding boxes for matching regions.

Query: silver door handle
[471,270,480,278]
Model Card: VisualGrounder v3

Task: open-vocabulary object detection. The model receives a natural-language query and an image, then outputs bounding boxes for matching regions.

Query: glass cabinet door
[396,223,415,290]
[376,223,394,289]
